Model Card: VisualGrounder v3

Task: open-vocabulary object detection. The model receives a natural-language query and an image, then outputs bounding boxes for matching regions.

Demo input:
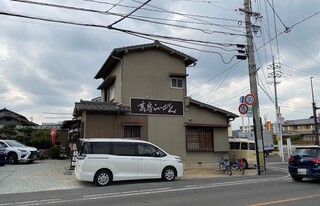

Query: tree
[0,124,18,139]
[29,129,52,149]
[18,127,34,144]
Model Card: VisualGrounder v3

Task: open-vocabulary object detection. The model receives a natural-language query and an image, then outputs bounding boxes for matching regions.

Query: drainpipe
[111,55,123,103]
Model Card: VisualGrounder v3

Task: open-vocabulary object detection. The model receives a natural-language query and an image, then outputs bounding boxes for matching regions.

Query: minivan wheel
[8,153,18,164]
[162,167,176,181]
[94,170,112,186]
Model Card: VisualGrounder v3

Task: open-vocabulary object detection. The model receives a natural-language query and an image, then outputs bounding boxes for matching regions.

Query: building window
[107,83,115,102]
[186,127,213,151]
[124,126,141,139]
[171,78,183,89]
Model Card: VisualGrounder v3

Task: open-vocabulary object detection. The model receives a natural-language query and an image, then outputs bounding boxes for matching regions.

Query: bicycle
[218,154,232,176]
[230,159,245,175]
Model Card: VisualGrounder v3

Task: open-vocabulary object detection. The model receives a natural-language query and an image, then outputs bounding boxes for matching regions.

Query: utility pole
[241,0,265,175]
[268,57,284,161]
[310,77,319,145]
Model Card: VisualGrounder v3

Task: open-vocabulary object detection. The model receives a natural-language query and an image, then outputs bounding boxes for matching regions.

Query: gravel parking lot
[0,159,85,194]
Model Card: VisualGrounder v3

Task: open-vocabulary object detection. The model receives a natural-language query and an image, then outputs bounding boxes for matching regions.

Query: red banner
[50,128,57,146]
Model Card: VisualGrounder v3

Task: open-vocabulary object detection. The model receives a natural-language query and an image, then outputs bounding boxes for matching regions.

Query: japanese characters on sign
[131,98,184,116]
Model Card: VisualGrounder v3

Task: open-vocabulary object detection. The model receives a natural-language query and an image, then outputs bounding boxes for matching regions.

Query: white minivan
[74,138,183,186]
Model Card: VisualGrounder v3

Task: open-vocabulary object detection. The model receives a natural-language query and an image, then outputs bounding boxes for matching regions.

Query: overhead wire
[187,60,242,94]
[269,0,281,61]
[256,8,320,52]
[108,0,152,27]
[11,0,247,37]
[205,60,234,103]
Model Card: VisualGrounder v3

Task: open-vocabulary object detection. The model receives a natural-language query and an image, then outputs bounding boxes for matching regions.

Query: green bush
[50,147,61,159]
[29,136,52,149]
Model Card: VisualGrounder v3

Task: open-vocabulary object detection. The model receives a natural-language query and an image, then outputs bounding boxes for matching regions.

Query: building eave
[94,40,197,79]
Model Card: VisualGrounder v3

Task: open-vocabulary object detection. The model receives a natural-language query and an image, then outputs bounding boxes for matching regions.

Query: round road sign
[245,94,256,105]
[238,103,248,114]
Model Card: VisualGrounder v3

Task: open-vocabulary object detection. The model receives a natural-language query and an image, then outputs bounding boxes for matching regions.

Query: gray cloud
[0,0,319,128]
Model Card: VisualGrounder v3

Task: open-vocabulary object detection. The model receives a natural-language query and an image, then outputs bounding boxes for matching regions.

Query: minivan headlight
[175,157,182,163]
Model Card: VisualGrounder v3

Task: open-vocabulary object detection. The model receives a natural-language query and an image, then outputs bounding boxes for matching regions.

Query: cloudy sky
[0,0,320,130]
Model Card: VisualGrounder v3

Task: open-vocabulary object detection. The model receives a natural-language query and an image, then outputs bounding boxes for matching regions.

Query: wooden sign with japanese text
[131,98,184,116]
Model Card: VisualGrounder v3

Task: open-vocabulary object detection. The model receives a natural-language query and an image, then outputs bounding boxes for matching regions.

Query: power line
[11,0,247,36]
[255,9,320,52]
[84,0,243,23]
[109,0,151,27]
[0,10,244,64]
[188,60,242,94]
[266,0,289,30]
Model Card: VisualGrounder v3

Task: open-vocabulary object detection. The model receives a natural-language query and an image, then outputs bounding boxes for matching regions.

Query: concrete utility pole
[242,0,265,175]
[310,77,320,145]
[268,57,284,161]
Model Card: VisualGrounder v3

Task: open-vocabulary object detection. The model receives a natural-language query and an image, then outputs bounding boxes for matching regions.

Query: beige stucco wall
[83,113,148,139]
[120,50,187,105]
[183,104,230,169]
[100,62,122,103]
[147,115,185,156]
[185,104,229,125]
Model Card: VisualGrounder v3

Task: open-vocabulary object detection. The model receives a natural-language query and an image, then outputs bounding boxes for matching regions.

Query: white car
[0,140,38,164]
[75,138,183,186]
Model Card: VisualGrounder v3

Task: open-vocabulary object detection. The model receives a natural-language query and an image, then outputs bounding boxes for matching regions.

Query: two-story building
[72,41,238,168]
[282,117,319,143]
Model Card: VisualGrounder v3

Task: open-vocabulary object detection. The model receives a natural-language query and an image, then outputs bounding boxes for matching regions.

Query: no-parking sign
[238,104,248,114]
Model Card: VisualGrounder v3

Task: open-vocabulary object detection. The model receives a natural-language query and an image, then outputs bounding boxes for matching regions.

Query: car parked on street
[0,143,6,166]
[0,139,38,164]
[75,138,183,186]
[288,145,320,181]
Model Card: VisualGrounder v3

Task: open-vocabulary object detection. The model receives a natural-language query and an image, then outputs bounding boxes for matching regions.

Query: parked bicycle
[218,154,232,176]
[230,159,245,175]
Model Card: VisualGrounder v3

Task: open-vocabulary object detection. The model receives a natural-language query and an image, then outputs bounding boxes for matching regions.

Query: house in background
[282,117,319,143]
[72,41,238,168]
[0,108,37,127]
[0,108,68,149]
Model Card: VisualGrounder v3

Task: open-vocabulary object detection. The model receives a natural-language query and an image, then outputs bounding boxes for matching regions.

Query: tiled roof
[73,100,131,116]
[283,118,316,126]
[0,108,38,126]
[95,40,197,79]
[189,98,238,119]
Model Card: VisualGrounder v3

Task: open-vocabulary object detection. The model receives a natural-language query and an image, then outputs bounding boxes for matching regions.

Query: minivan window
[112,142,137,156]
[90,142,110,154]
[79,142,110,155]
[138,143,166,157]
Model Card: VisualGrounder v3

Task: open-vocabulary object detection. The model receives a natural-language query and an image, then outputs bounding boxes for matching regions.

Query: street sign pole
[242,0,265,175]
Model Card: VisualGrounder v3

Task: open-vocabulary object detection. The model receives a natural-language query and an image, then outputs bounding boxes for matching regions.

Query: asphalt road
[1,155,319,206]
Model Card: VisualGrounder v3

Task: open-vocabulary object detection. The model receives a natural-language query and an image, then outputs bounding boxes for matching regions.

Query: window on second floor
[171,77,183,89]
[107,83,115,102]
